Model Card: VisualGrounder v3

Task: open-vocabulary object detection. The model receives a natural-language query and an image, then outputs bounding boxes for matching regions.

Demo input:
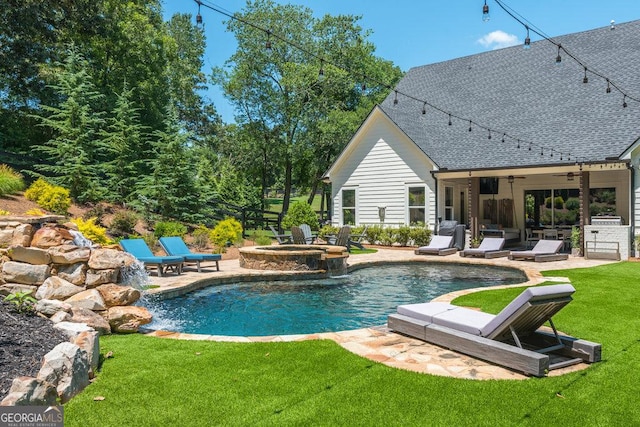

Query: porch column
[579,171,590,254]
[468,177,480,238]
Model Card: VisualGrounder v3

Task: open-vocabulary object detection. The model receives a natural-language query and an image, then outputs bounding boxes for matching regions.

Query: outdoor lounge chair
[388,284,601,376]
[508,239,568,262]
[327,225,351,250]
[269,225,291,244]
[459,237,509,259]
[291,226,307,244]
[414,235,457,256]
[120,238,184,277]
[159,236,221,272]
[299,224,317,244]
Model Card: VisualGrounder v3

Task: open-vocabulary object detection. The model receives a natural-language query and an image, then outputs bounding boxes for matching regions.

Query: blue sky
[162,0,640,123]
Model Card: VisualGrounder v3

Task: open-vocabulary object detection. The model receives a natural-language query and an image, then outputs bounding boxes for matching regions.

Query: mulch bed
[0,301,68,400]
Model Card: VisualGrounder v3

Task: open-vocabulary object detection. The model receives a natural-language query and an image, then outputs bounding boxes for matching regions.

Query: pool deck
[143,248,615,380]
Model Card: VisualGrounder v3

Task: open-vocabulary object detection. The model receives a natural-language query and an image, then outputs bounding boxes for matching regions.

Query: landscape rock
[0,283,37,297]
[53,321,95,338]
[85,268,119,288]
[0,376,58,406]
[64,289,106,311]
[55,262,87,286]
[35,276,85,301]
[2,261,50,285]
[107,306,152,333]
[0,229,13,248]
[97,283,141,307]
[69,306,111,335]
[11,223,33,247]
[7,245,50,265]
[30,227,68,248]
[88,248,136,270]
[48,245,91,265]
[73,330,100,377]
[35,299,72,317]
[37,342,90,403]
[50,310,71,323]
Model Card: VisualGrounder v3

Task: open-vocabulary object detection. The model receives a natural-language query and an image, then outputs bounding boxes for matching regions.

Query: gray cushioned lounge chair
[459,237,508,258]
[508,239,568,262]
[414,235,457,256]
[388,284,601,376]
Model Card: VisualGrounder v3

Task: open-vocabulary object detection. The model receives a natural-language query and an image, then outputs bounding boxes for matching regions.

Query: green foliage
[141,232,159,253]
[209,218,243,252]
[192,225,211,250]
[3,291,37,314]
[318,225,339,240]
[24,178,71,214]
[395,226,413,246]
[363,225,383,245]
[108,210,139,238]
[0,164,25,196]
[410,227,431,247]
[378,229,395,246]
[71,217,113,246]
[565,197,580,211]
[153,221,187,238]
[571,226,581,249]
[554,196,565,210]
[281,201,319,230]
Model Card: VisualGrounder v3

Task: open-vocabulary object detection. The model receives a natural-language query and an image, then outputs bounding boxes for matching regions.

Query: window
[408,186,426,225]
[444,186,454,221]
[342,189,356,225]
[525,188,580,227]
[590,188,616,216]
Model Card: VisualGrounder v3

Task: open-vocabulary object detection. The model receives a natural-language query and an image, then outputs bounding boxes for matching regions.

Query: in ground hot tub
[238,244,348,272]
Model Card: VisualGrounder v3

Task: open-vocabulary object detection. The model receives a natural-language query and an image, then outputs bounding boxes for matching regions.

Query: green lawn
[65,262,640,426]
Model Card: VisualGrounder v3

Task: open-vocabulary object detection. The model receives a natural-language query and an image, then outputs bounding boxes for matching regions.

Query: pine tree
[35,45,106,203]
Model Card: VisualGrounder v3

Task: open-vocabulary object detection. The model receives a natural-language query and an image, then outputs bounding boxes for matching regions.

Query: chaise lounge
[414,235,457,256]
[459,237,508,259]
[387,284,601,376]
[159,236,221,272]
[120,238,185,277]
[508,240,568,262]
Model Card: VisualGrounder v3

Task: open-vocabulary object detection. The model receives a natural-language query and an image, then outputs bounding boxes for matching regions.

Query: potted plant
[570,226,581,256]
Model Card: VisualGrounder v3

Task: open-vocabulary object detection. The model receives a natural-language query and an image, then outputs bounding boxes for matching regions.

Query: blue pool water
[145,263,527,336]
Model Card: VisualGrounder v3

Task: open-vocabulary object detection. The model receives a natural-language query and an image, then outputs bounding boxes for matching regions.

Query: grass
[64,262,640,426]
[266,195,322,213]
[349,247,378,255]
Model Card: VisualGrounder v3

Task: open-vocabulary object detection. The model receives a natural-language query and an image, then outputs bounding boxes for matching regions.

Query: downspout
[432,171,439,234]
[629,163,636,256]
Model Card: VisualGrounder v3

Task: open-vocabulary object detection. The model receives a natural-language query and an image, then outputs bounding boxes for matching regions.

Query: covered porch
[434,161,633,259]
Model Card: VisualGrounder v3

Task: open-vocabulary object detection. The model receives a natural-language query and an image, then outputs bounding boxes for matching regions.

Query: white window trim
[341,187,358,226]
[405,184,427,225]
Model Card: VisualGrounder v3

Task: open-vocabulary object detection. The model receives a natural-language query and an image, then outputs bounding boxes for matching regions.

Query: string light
[265,29,272,51]
[582,67,588,84]
[448,114,452,126]
[482,0,490,21]
[623,95,628,108]
[393,90,398,105]
[422,102,427,115]
[523,26,531,49]
[468,120,472,132]
[606,79,611,93]
[487,129,492,140]
[318,60,325,80]
[555,45,562,64]
[501,133,506,143]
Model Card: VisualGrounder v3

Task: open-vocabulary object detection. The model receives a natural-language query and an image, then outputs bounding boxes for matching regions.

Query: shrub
[364,225,383,245]
[25,208,46,216]
[24,178,71,214]
[71,217,113,246]
[192,225,211,250]
[24,178,51,202]
[141,232,159,252]
[378,229,395,246]
[109,210,139,238]
[209,218,243,253]
[281,202,319,230]
[395,226,413,246]
[0,209,10,215]
[153,221,187,238]
[4,291,36,314]
[410,227,431,246]
[0,164,25,196]
[318,225,339,240]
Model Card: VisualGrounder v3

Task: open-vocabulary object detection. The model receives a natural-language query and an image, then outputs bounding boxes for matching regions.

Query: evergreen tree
[34,45,106,203]
[103,83,148,204]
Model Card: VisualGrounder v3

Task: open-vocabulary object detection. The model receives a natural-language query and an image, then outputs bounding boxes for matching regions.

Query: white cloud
[477,30,520,50]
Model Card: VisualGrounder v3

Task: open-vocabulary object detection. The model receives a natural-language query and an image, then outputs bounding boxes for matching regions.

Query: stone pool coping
[141,247,616,380]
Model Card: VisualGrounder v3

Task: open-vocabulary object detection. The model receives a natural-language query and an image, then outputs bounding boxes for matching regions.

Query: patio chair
[459,237,508,259]
[388,284,601,376]
[290,226,307,244]
[327,225,351,250]
[414,235,457,256]
[158,236,221,272]
[269,225,291,244]
[508,239,568,262]
[299,223,317,244]
[119,238,184,277]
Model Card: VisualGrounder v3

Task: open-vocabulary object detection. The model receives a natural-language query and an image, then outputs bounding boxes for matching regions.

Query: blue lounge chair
[159,236,221,272]
[119,239,184,277]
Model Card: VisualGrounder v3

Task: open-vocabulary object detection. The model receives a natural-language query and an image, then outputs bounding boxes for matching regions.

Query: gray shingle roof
[379,20,640,171]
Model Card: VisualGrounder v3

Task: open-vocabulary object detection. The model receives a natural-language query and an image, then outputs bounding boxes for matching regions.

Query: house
[322,20,640,259]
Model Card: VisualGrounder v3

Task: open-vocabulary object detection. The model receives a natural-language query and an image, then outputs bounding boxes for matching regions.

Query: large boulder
[69,307,111,335]
[11,223,33,247]
[85,268,119,288]
[35,299,72,317]
[48,245,91,265]
[73,330,100,377]
[0,376,58,406]
[7,245,50,265]
[0,229,14,248]
[0,283,37,297]
[55,262,87,286]
[37,342,90,403]
[97,283,141,307]
[64,289,106,311]
[53,322,95,339]
[2,261,50,285]
[88,248,136,270]
[107,306,152,333]
[30,227,71,249]
[35,276,85,301]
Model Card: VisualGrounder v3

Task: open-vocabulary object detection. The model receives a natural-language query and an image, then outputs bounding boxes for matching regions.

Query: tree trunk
[282,155,293,214]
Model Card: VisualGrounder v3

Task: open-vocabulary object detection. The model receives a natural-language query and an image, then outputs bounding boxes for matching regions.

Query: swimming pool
[145,263,527,336]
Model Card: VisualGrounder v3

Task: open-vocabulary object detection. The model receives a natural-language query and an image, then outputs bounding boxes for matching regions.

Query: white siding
[331,113,436,229]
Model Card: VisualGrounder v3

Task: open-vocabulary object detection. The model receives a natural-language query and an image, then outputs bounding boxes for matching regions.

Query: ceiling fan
[503,175,525,183]
[551,172,576,181]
